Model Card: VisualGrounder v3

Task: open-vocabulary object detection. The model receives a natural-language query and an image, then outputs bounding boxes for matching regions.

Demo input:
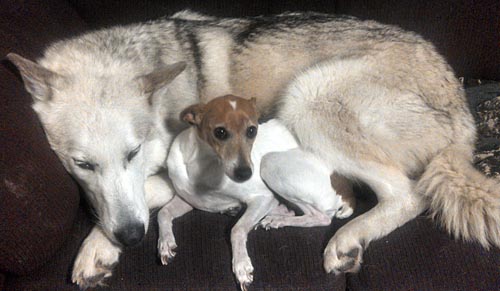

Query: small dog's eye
[127,145,141,162]
[246,126,257,139]
[214,127,229,140]
[74,159,95,171]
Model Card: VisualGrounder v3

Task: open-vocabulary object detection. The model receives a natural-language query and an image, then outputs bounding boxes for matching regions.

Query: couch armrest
[0,0,87,275]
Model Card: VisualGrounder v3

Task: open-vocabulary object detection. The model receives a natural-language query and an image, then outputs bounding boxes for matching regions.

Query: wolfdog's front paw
[323,234,363,275]
[71,238,121,289]
[233,257,254,291]
[158,236,178,265]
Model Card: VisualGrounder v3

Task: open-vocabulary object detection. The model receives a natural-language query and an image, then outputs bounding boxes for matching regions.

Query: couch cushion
[0,0,86,275]
[4,205,350,291]
[346,217,500,291]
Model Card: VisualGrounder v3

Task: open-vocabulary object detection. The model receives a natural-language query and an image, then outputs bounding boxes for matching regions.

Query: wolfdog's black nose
[114,222,145,247]
[234,166,252,182]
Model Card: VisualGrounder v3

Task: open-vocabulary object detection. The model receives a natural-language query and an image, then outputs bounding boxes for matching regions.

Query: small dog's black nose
[114,222,145,247]
[234,166,252,182]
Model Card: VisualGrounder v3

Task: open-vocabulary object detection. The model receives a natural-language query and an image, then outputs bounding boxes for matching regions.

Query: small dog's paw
[258,205,295,230]
[71,240,120,289]
[158,237,178,265]
[260,215,287,230]
[233,257,254,291]
[323,235,363,274]
[335,204,353,219]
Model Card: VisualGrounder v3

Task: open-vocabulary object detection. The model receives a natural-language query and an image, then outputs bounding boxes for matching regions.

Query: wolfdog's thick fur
[7,10,500,288]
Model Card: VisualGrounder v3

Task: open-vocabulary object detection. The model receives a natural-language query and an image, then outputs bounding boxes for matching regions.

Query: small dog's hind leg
[268,203,295,217]
[157,195,193,265]
[330,173,355,219]
[260,149,352,228]
[72,226,121,289]
[261,202,332,229]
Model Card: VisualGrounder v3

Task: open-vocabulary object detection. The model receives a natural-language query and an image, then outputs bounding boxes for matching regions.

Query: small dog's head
[181,95,259,182]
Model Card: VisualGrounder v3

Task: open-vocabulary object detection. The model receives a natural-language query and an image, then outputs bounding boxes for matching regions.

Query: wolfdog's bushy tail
[417,144,500,248]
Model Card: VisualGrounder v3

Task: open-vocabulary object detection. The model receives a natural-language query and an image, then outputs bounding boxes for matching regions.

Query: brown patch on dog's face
[181,95,259,182]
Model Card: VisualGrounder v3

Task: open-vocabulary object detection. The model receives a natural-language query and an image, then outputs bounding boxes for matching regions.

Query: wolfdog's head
[7,49,185,247]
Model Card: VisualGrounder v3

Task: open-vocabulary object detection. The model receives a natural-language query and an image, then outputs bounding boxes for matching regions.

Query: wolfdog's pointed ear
[6,53,59,102]
[180,103,204,126]
[139,62,186,102]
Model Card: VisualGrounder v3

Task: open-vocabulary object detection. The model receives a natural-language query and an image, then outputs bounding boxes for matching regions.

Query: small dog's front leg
[157,195,193,265]
[231,196,279,291]
[72,226,121,289]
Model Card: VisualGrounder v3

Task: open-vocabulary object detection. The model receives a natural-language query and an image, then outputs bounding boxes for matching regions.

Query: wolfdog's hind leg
[72,226,121,289]
[323,162,427,274]
[157,195,193,265]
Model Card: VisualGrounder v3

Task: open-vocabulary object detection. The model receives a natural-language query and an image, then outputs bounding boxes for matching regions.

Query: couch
[1,1,499,290]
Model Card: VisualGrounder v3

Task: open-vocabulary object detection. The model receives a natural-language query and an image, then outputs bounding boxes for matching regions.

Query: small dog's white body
[168,120,295,212]
[169,120,351,217]
[166,119,295,290]
[166,108,351,289]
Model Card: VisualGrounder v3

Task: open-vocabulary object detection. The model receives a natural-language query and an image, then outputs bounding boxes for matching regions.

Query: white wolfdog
[7,10,500,289]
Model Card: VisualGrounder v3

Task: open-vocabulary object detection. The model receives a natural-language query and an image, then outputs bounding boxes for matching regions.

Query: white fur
[197,30,233,99]
[229,100,237,110]
[274,57,485,274]
[7,43,193,288]
[71,227,121,287]
[10,10,496,289]
[165,119,351,289]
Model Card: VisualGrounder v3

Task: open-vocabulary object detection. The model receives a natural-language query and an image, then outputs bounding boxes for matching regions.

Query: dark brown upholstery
[348,217,500,291]
[0,0,86,275]
[1,1,500,290]
[4,204,355,291]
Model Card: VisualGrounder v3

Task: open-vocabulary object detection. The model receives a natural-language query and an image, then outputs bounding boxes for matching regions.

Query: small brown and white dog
[163,95,353,290]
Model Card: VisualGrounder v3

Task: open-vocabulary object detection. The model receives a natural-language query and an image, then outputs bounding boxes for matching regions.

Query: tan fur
[269,47,500,270]
[7,10,499,286]
[417,144,500,248]
[181,95,259,180]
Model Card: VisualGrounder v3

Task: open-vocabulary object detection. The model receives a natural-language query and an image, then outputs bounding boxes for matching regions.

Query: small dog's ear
[139,61,186,104]
[6,53,61,102]
[180,104,204,126]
